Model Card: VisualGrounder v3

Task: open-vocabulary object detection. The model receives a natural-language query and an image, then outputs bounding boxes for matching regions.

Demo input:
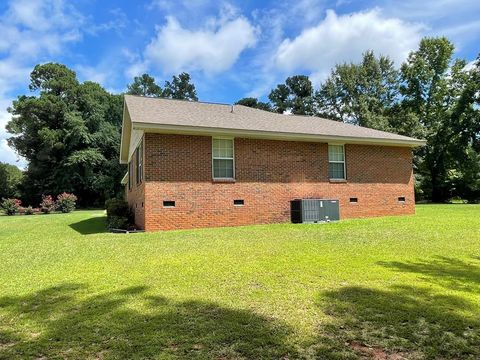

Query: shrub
[1,198,21,215]
[24,206,35,215]
[56,192,77,213]
[107,216,130,229]
[105,198,133,229]
[40,195,57,214]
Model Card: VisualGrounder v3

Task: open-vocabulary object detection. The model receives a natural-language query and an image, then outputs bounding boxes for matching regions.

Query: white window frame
[328,144,346,180]
[212,137,235,180]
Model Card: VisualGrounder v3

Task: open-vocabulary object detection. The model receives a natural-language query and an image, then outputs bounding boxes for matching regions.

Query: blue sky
[1,0,479,167]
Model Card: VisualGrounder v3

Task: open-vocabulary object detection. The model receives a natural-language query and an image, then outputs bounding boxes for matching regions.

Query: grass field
[0,205,479,359]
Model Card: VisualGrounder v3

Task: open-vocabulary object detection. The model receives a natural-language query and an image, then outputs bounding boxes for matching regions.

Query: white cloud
[125,61,149,80]
[7,0,84,32]
[463,60,477,72]
[150,0,212,11]
[380,0,480,55]
[75,65,110,85]
[141,14,258,74]
[0,0,84,95]
[148,0,216,22]
[0,139,23,167]
[3,0,83,57]
[241,0,329,98]
[0,106,26,168]
[122,48,149,79]
[86,8,128,36]
[274,9,424,84]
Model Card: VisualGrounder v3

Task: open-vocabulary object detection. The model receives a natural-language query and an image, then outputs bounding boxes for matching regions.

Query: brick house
[120,95,425,231]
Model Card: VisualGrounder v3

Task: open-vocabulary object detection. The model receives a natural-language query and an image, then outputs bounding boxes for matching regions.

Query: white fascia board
[132,122,426,148]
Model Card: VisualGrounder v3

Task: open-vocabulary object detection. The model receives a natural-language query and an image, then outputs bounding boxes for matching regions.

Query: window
[328,144,346,180]
[233,199,244,206]
[136,139,143,185]
[398,196,406,202]
[212,138,234,179]
[350,197,358,203]
[163,200,175,207]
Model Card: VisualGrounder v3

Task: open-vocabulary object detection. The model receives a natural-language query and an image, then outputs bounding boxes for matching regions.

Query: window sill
[329,179,347,183]
[212,178,236,183]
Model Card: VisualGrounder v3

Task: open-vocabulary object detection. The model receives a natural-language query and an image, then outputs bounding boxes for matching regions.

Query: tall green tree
[126,72,198,100]
[445,55,480,201]
[268,84,289,114]
[163,72,198,101]
[126,74,163,97]
[315,51,402,132]
[268,75,314,115]
[235,97,272,111]
[6,63,124,206]
[400,37,460,202]
[0,162,23,200]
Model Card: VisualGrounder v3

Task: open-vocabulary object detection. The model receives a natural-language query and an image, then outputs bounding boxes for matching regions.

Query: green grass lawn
[0,205,479,359]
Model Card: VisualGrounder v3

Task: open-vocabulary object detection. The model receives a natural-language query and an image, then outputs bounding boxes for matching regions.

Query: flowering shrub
[56,192,77,213]
[1,198,22,215]
[24,206,35,215]
[40,195,56,214]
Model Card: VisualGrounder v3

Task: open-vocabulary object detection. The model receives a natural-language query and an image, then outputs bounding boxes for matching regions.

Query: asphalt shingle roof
[124,95,424,147]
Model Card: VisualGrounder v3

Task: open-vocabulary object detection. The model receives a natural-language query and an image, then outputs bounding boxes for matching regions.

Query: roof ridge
[124,94,231,106]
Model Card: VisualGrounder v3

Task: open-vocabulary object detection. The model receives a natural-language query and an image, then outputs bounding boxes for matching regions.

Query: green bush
[107,216,130,229]
[105,199,133,229]
[56,192,77,213]
[1,198,21,215]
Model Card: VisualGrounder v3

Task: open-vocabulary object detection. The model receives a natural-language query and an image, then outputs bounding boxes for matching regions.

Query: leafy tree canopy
[126,72,198,101]
[268,75,314,115]
[162,72,198,101]
[315,51,401,132]
[400,37,473,202]
[0,162,23,200]
[7,63,124,206]
[126,74,163,97]
[235,97,272,111]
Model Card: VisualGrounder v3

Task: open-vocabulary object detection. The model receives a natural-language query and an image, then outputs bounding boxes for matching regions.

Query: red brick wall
[126,138,145,229]
[140,133,415,231]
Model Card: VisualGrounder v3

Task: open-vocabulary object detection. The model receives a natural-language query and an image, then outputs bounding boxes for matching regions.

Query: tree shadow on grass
[315,285,480,359]
[69,215,107,235]
[313,257,480,359]
[0,284,296,359]
[378,256,480,293]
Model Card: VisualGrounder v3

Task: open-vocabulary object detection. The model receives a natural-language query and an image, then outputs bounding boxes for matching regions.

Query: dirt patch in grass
[349,341,412,359]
